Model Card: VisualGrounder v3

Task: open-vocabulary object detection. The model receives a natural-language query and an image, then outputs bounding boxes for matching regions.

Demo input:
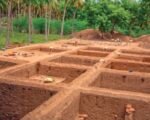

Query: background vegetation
[0,0,149,48]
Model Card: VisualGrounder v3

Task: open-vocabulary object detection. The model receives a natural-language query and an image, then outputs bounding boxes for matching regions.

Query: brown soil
[0,60,16,70]
[112,32,133,42]
[72,29,134,41]
[72,29,101,40]
[0,83,56,120]
[8,43,25,49]
[137,35,150,49]
[137,35,150,41]
[0,39,149,120]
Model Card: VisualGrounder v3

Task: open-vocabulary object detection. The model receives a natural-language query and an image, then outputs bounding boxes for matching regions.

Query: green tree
[5,0,12,48]
[139,0,150,29]
[47,0,58,36]
[60,0,85,36]
[120,0,140,34]
[43,0,58,41]
[71,0,85,33]
[85,0,130,36]
[23,0,40,43]
[60,0,69,37]
[0,0,6,32]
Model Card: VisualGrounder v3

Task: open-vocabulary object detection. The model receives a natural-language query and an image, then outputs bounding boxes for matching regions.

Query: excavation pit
[49,55,99,67]
[0,82,56,120]
[71,50,109,58]
[116,54,150,63]
[6,63,86,84]
[23,46,67,54]
[0,60,17,70]
[121,50,150,56]
[0,58,26,71]
[85,47,115,52]
[106,60,150,73]
[65,42,89,46]
[60,92,150,120]
[90,71,150,93]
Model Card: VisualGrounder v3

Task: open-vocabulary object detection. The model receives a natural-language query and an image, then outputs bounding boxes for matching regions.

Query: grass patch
[0,30,69,49]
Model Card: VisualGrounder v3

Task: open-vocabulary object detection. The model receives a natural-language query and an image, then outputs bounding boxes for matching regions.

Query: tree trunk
[45,5,48,41]
[17,0,20,17]
[0,10,2,33]
[28,2,32,43]
[11,15,14,36]
[5,0,12,48]
[48,9,52,37]
[23,5,26,17]
[111,21,116,34]
[60,4,67,37]
[72,11,76,34]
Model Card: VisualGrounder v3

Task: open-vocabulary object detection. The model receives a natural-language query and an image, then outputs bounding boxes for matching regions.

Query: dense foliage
[76,0,150,37]
[13,17,88,34]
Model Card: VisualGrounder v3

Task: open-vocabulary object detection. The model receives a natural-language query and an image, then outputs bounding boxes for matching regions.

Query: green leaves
[0,0,6,9]
[84,0,133,33]
[23,0,40,5]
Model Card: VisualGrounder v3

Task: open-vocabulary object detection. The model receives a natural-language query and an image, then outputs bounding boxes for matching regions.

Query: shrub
[33,17,45,33]
[13,17,28,32]
[13,17,88,35]
[49,20,61,34]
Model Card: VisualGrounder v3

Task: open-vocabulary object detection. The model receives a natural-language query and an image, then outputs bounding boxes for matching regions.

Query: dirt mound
[137,35,150,41]
[138,35,150,49]
[72,29,100,40]
[112,32,134,42]
[73,29,134,41]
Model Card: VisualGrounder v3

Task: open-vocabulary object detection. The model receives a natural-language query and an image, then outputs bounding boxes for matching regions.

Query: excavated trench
[65,42,89,46]
[59,92,150,120]
[121,50,150,56]
[85,47,115,52]
[106,60,150,73]
[0,60,17,70]
[7,63,86,84]
[0,82,56,120]
[23,46,67,54]
[116,54,150,63]
[90,70,150,93]
[71,50,109,58]
[49,55,99,66]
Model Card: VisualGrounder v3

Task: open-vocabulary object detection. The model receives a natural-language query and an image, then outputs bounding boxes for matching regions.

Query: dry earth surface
[0,37,150,120]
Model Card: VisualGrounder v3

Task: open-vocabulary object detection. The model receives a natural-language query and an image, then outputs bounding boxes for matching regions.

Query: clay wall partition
[0,60,17,70]
[71,50,109,58]
[116,53,150,63]
[57,91,150,120]
[84,46,115,52]
[121,49,150,56]
[90,70,150,93]
[0,57,27,71]
[79,92,150,120]
[106,60,150,73]
[38,63,87,83]
[48,55,99,67]
[7,63,38,78]
[0,82,57,120]
[22,46,68,54]
[65,42,89,46]
[5,62,87,84]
